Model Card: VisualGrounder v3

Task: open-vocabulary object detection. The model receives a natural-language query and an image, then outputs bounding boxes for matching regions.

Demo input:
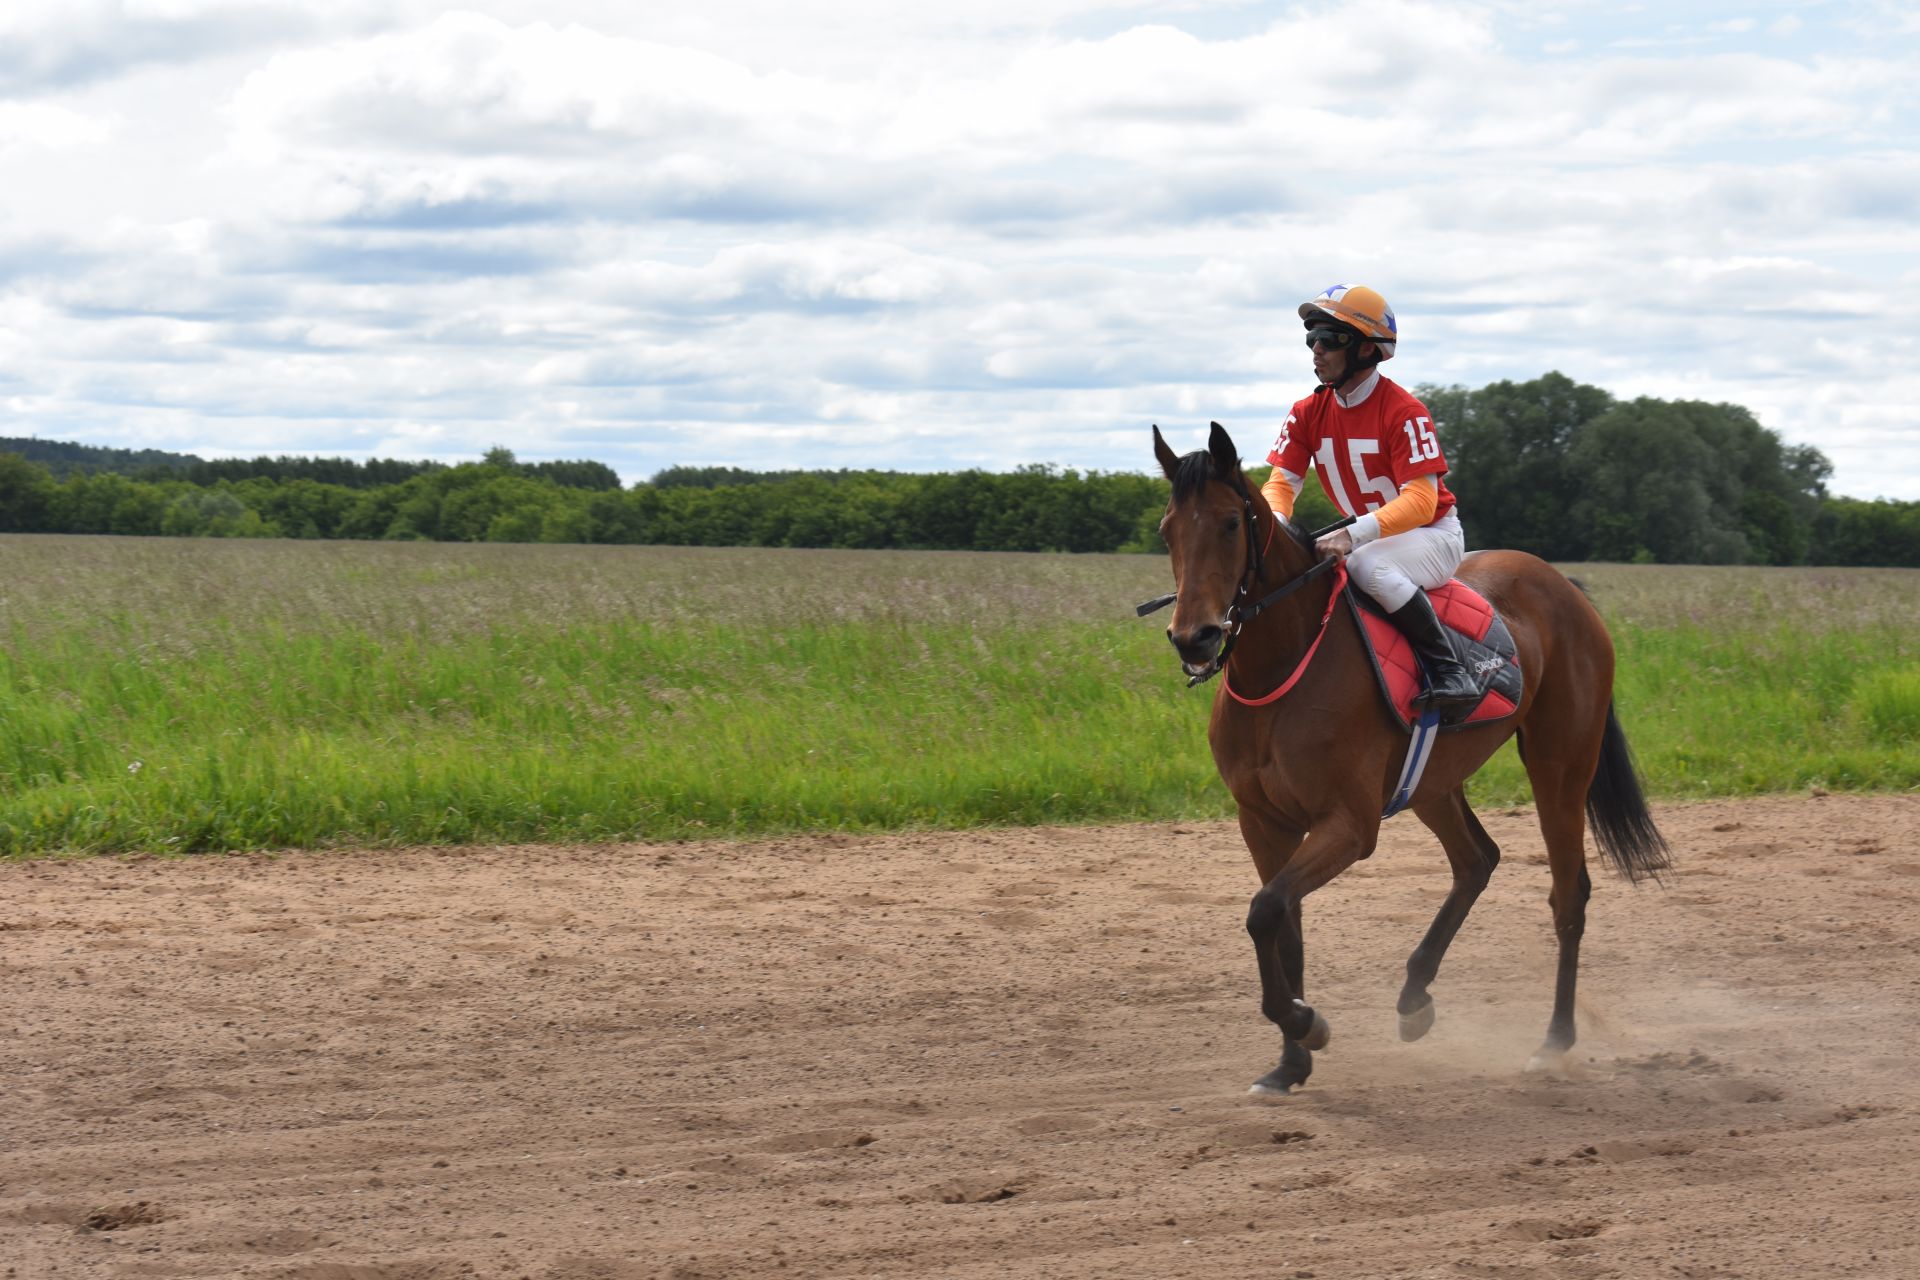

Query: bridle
[1137,477,1353,688]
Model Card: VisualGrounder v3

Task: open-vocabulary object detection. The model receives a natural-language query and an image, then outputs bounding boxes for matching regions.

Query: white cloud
[231,12,856,159]
[0,0,390,94]
[218,6,1891,242]
[1,1,1917,500]
[0,101,114,149]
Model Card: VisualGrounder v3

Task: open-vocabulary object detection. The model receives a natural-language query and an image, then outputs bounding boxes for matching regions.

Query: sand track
[4,795,1918,1278]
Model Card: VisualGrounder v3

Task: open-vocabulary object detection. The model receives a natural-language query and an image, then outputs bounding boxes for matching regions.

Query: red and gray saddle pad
[1347,580,1524,734]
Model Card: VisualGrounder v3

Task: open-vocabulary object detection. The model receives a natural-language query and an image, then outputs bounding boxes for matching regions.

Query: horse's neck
[1261,518,1324,608]
[1233,524,1341,683]
[1265,525,1317,582]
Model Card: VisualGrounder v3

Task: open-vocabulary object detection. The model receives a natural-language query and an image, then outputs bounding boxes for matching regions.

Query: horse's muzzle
[1168,624,1222,674]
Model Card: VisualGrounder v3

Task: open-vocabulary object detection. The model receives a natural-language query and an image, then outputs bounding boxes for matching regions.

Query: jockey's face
[1306,324,1369,387]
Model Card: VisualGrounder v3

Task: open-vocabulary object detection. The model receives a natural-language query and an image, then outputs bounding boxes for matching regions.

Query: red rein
[1222,561,1347,708]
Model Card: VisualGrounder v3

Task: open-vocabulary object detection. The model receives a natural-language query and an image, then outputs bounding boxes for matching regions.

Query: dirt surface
[4,795,1918,1280]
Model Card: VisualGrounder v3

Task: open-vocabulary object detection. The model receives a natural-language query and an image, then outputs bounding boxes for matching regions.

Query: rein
[1223,561,1347,706]
[1136,485,1355,689]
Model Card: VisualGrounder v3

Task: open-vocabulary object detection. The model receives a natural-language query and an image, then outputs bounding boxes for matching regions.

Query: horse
[1148,422,1670,1095]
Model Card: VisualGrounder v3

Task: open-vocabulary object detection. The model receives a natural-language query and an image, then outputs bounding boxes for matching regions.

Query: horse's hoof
[1398,1000,1436,1042]
[1248,1064,1299,1095]
[1525,1048,1569,1074]
[1294,1000,1331,1051]
[1250,1040,1313,1095]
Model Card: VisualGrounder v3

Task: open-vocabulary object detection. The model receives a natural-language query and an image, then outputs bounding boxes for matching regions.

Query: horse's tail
[1585,702,1673,884]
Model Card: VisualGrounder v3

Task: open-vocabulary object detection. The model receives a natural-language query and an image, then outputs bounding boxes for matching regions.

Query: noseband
[1137,481,1353,688]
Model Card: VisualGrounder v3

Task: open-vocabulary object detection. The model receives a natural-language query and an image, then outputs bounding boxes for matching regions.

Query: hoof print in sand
[83,1201,167,1231]
[904,1175,1025,1204]
[1501,1217,1607,1242]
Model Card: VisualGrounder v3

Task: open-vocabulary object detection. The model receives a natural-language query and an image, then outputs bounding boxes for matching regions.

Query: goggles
[1304,327,1358,351]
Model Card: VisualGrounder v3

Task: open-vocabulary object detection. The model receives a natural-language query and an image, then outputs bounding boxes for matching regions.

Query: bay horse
[1150,422,1670,1094]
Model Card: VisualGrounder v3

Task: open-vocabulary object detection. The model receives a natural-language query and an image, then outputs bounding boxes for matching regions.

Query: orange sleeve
[1367,475,1440,540]
[1261,472,1299,520]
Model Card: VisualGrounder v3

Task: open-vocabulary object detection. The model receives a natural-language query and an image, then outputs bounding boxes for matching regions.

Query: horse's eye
[1225,515,1241,534]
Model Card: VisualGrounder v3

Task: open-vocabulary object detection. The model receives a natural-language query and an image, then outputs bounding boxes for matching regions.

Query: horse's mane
[1273,506,1316,553]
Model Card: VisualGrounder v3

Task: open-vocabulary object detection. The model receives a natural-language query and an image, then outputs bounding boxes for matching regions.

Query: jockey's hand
[1315,529,1354,560]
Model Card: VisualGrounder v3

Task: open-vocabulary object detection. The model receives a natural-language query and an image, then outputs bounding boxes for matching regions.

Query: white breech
[1348,511,1466,612]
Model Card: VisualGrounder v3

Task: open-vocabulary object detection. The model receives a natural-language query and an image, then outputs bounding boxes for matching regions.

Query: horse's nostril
[1170,624,1222,654]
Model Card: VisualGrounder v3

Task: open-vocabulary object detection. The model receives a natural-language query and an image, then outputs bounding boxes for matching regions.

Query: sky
[1,0,1916,497]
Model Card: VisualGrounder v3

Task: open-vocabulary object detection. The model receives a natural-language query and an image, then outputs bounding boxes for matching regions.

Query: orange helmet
[1299,284,1397,359]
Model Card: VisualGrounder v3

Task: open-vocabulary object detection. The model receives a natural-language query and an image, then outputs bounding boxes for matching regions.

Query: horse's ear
[1208,421,1242,481]
[1152,424,1180,482]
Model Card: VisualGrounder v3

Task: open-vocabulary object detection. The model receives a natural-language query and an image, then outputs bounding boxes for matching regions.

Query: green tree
[913,472,988,549]
[235,478,359,539]
[0,453,55,531]
[1422,372,1614,560]
[1813,498,1920,566]
[50,472,151,534]
[586,488,652,543]
[337,485,413,540]
[160,488,256,537]
[524,459,622,491]
[1565,398,1827,564]
[107,483,169,536]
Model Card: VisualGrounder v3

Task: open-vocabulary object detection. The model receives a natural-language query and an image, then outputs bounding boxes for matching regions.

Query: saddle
[1347,580,1523,732]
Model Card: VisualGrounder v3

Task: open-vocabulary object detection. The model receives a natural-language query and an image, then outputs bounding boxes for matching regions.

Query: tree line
[3,375,1918,565]
[0,437,622,491]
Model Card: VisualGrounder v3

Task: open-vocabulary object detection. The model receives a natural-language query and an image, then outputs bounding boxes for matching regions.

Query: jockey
[1261,284,1480,718]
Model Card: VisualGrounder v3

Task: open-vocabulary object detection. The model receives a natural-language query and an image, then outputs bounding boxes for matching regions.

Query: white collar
[1331,368,1381,409]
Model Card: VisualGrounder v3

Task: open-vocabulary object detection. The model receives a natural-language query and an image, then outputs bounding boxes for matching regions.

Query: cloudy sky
[1,1,1916,496]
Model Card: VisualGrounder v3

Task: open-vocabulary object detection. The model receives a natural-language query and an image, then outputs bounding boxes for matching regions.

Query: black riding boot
[1387,591,1482,720]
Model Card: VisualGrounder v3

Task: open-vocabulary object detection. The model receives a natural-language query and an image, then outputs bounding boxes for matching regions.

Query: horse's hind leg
[1397,786,1501,1041]
[1522,734,1602,1069]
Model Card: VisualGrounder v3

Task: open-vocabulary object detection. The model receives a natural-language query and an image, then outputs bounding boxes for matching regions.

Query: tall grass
[2,537,1916,854]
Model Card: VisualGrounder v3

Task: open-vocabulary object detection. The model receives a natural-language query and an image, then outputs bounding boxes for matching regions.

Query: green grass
[2,537,1917,854]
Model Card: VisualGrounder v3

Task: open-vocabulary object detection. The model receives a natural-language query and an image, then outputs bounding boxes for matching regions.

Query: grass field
[2,535,1917,855]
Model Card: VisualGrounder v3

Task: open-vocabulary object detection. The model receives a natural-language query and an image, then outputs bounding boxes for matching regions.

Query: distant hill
[1,436,200,478]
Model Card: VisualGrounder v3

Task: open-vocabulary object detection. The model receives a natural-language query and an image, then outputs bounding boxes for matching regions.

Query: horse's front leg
[1249,894,1322,1094]
[1240,812,1367,1095]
